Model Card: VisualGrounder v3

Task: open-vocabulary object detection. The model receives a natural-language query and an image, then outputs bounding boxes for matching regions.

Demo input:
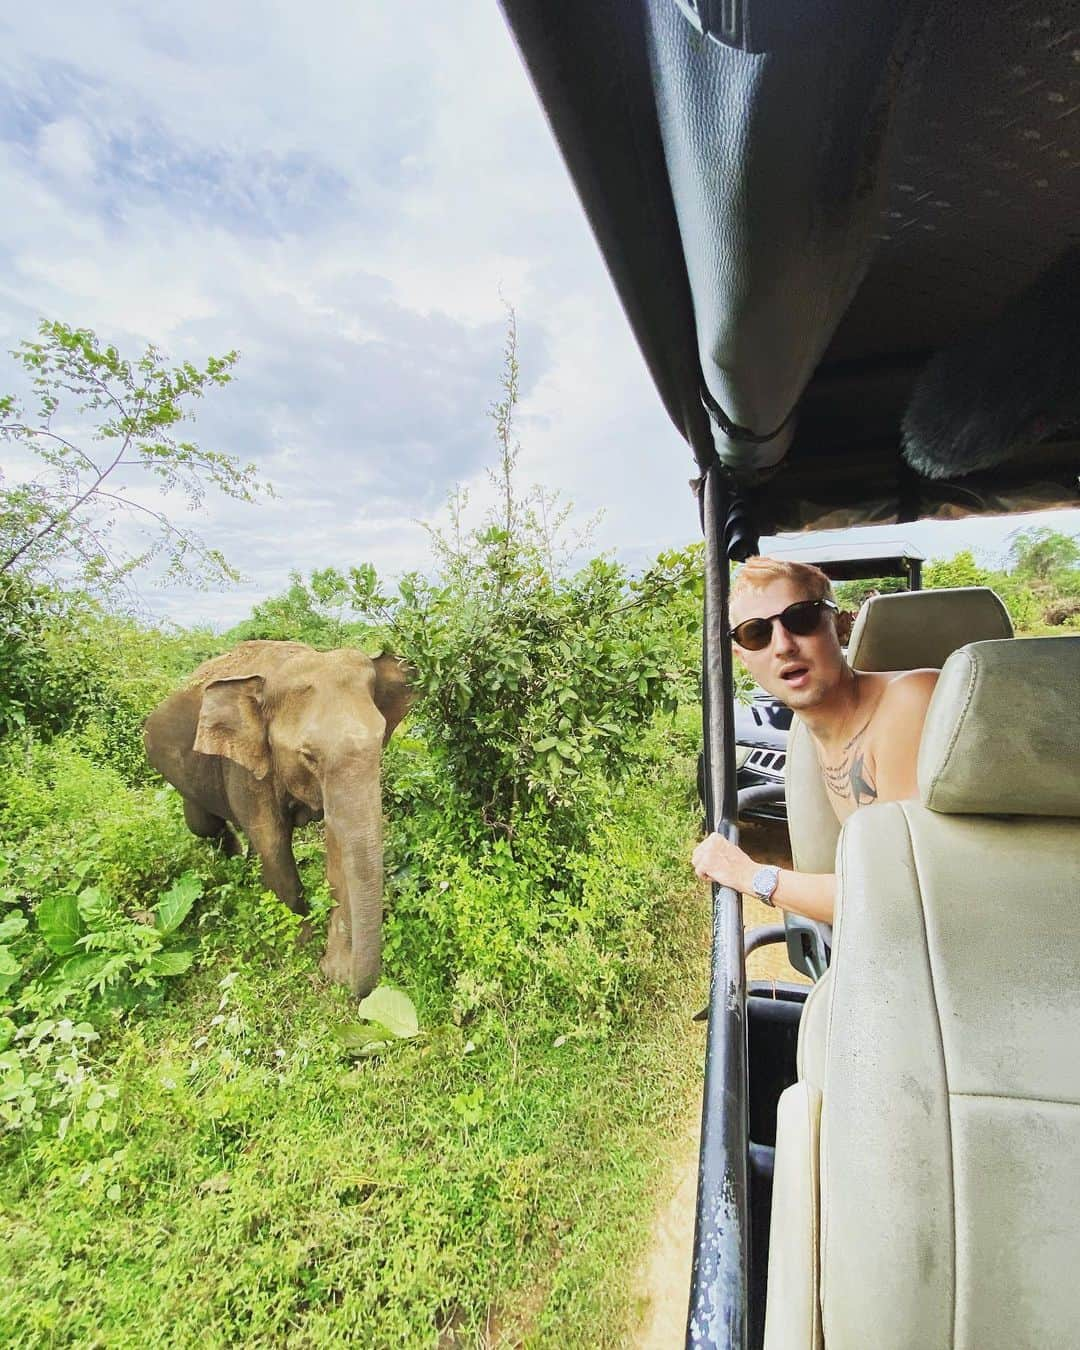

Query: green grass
[0,749,709,1347]
[1,911,707,1347]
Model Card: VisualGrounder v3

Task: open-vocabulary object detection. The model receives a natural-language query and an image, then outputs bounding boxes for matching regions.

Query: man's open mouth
[779,665,810,684]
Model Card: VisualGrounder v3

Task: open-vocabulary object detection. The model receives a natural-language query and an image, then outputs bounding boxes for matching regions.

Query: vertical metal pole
[686,464,749,1349]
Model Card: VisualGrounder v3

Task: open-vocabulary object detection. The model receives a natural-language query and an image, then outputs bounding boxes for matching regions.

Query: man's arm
[691,833,836,923]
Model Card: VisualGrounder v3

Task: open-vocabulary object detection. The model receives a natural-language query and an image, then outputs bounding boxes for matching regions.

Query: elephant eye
[299,746,319,769]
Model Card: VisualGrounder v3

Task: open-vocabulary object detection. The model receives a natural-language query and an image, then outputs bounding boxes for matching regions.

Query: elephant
[143,640,414,996]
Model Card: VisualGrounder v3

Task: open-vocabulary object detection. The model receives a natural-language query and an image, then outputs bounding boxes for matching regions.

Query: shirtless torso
[812,669,940,824]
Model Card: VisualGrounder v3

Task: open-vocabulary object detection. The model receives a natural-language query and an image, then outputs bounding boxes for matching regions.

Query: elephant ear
[193,675,270,779]
[372,654,416,745]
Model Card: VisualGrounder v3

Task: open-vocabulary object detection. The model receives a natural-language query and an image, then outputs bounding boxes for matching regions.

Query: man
[691,556,938,923]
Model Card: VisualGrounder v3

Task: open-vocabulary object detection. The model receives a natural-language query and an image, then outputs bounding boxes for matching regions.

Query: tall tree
[1,321,267,594]
[1007,526,1080,587]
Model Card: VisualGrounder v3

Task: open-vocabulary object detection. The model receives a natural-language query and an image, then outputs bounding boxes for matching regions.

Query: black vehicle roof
[769,540,924,581]
[499,1,1079,533]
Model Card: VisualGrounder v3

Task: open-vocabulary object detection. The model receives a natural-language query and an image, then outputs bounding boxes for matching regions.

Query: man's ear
[193,675,270,778]
[371,654,417,745]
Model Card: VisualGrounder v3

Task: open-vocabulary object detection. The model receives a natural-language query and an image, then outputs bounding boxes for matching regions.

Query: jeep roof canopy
[498,0,1079,529]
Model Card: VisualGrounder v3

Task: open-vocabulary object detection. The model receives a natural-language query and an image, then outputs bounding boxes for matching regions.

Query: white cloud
[36,116,96,182]
[0,2,1075,632]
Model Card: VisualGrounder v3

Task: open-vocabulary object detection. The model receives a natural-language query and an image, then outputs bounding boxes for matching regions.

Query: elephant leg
[183,798,242,857]
[243,817,309,917]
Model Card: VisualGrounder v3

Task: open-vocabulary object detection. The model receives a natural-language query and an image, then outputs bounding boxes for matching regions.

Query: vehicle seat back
[766,636,1080,1350]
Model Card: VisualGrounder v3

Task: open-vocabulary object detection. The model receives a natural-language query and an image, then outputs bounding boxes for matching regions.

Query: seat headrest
[919,637,1080,818]
[848,587,1012,671]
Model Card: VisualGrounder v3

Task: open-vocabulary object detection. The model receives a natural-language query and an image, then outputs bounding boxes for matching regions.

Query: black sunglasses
[729,598,838,651]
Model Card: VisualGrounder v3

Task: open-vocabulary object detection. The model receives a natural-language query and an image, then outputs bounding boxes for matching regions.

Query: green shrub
[381,749,698,1030]
[0,737,230,1136]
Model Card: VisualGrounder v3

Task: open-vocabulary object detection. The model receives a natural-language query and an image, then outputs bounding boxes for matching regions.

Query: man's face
[729,579,844,710]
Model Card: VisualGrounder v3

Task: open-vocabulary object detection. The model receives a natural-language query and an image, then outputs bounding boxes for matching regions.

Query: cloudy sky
[1,3,1076,627]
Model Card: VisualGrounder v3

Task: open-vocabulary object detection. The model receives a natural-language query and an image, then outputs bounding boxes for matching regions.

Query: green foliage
[347,313,701,851]
[381,547,700,839]
[0,577,108,739]
[226,566,379,648]
[1007,526,1080,586]
[0,1016,117,1138]
[923,548,988,591]
[380,735,700,1028]
[334,987,421,1058]
[922,547,1042,631]
[0,737,224,1137]
[832,576,907,610]
[0,903,706,1346]
[0,576,221,765]
[0,654,705,1343]
[0,319,268,594]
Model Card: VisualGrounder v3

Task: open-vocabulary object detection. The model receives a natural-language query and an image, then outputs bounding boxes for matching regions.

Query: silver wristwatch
[751,865,780,907]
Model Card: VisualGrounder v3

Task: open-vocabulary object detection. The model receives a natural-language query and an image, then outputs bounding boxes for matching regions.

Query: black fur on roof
[902,246,1080,480]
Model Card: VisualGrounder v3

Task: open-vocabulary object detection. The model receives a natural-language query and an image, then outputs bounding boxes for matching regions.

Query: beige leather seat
[765,636,1080,1350]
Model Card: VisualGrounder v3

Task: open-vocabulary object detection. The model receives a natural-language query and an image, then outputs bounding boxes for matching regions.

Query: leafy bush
[923,548,1041,631]
[0,577,88,738]
[832,576,907,610]
[226,567,377,648]
[345,316,701,850]
[0,577,221,779]
[0,738,226,1136]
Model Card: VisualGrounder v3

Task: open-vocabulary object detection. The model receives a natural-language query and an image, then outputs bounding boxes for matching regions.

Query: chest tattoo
[819,717,879,806]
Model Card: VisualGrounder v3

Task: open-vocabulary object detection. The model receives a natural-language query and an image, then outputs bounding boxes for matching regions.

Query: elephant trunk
[322,749,384,998]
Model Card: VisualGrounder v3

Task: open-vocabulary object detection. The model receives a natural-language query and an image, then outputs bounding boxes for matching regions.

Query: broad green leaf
[37,894,83,955]
[59,953,113,985]
[147,949,195,977]
[533,736,557,753]
[355,987,420,1039]
[332,1021,395,1053]
[0,913,27,942]
[155,874,203,934]
[0,947,19,995]
[77,887,119,929]
[354,1040,395,1059]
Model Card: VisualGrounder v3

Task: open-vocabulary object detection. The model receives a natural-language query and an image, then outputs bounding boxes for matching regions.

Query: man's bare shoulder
[877,668,940,716]
[868,669,940,782]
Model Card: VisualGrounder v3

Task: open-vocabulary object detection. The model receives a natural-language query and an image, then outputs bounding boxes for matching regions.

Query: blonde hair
[730,555,834,605]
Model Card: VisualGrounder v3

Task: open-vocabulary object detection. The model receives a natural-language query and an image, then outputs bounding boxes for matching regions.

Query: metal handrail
[736,782,786,815]
[743,924,787,958]
[686,466,750,1349]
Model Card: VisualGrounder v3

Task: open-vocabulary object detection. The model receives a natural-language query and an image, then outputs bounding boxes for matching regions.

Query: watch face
[753,866,778,899]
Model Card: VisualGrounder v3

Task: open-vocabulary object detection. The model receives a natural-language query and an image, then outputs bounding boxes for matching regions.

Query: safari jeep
[498,2,1079,1347]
